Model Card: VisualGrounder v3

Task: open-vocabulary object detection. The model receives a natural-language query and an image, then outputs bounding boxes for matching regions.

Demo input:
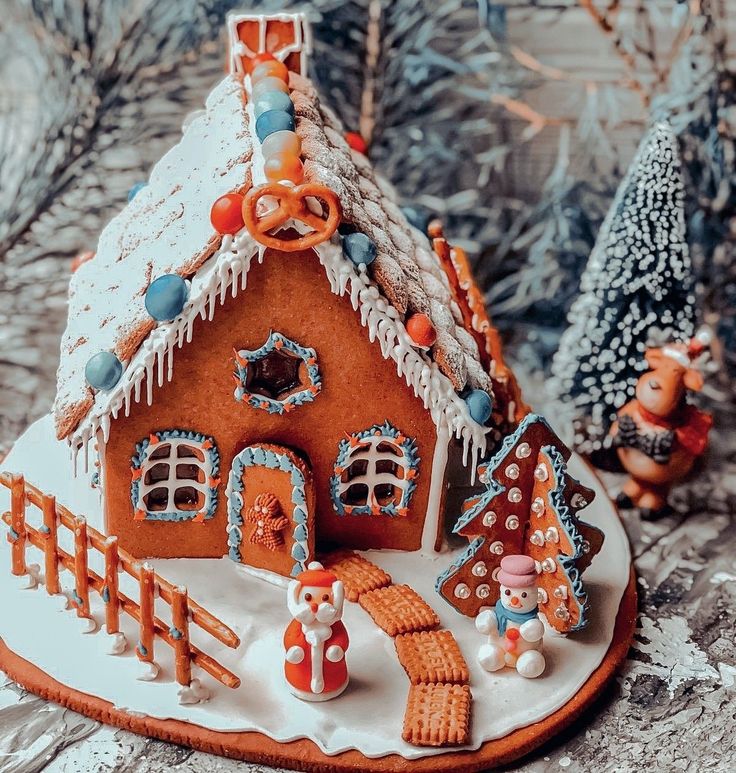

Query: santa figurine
[476,554,546,679]
[284,561,349,701]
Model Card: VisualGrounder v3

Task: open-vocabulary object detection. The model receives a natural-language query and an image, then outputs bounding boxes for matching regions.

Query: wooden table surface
[1,36,735,773]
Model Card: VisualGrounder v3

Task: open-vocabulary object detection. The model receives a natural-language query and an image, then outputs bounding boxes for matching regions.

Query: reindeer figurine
[610,335,713,519]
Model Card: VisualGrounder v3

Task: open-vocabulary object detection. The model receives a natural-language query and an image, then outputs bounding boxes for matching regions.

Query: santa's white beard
[291,602,339,628]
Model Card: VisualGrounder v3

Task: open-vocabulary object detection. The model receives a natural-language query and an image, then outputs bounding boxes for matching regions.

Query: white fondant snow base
[0,415,631,760]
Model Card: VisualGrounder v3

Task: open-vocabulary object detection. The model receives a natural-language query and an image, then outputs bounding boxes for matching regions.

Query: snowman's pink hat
[497,555,537,588]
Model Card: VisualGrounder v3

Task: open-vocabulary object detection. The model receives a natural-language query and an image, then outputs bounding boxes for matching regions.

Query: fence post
[104,537,120,635]
[73,517,90,618]
[9,474,27,576]
[41,494,60,595]
[172,586,192,686]
[137,563,155,666]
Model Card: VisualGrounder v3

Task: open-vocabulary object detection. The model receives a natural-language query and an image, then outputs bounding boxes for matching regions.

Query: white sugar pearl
[482,511,497,527]
[516,442,531,459]
[505,515,519,530]
[571,493,588,509]
[530,529,545,546]
[553,584,568,599]
[454,583,471,600]
[489,541,504,555]
[582,540,591,554]
[544,527,559,544]
[534,464,548,481]
[541,558,556,574]
[472,561,488,577]
[554,604,570,621]
[508,487,522,503]
[531,497,545,515]
[505,463,520,480]
[537,588,548,604]
[476,584,491,599]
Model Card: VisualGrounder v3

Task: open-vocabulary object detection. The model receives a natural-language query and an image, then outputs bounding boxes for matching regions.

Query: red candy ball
[344,131,368,155]
[245,51,277,73]
[406,313,437,347]
[210,193,245,235]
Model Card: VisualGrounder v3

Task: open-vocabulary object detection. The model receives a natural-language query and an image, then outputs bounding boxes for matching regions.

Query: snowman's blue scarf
[494,599,539,635]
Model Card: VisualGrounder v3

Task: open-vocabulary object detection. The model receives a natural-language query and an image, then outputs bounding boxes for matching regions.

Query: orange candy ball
[251,59,289,84]
[345,131,368,155]
[70,250,95,273]
[406,313,437,347]
[210,192,245,234]
[264,152,304,184]
[245,51,277,73]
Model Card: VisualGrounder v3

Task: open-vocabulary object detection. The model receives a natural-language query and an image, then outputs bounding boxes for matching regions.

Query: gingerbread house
[53,12,526,581]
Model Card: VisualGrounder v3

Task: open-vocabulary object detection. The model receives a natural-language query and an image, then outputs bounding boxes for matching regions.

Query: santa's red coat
[283,618,349,695]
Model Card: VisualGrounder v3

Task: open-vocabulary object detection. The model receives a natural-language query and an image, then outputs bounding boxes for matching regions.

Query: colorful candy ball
[255,109,296,142]
[264,152,304,184]
[261,129,301,158]
[253,90,295,118]
[342,232,377,267]
[85,351,123,391]
[251,59,289,84]
[401,205,431,234]
[127,182,147,202]
[145,274,189,321]
[465,389,493,425]
[406,313,437,347]
[210,192,245,234]
[70,250,95,273]
[252,76,289,101]
[344,132,368,154]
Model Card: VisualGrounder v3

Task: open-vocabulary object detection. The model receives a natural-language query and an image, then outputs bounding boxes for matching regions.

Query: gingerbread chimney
[227,11,312,76]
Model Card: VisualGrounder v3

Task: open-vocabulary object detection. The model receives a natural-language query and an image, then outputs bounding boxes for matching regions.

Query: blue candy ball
[401,205,431,234]
[127,182,147,202]
[145,274,189,321]
[342,232,377,267]
[85,352,123,391]
[465,389,493,425]
[254,90,295,119]
[255,109,296,142]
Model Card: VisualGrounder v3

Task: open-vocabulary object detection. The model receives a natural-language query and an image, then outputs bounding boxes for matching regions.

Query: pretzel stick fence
[1,472,241,690]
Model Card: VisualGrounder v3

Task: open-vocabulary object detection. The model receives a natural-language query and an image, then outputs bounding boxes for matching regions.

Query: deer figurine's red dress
[610,337,712,519]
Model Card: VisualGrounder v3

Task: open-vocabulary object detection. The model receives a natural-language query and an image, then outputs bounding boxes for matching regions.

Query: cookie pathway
[321,550,472,748]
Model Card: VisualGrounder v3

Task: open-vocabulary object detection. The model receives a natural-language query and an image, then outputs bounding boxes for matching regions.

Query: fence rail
[1,472,241,690]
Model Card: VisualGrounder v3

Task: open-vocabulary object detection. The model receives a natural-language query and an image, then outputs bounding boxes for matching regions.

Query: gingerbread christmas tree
[436,415,603,633]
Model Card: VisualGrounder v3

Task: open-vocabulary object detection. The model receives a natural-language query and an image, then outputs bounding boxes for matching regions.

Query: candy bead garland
[248,52,304,186]
[127,182,147,202]
[342,232,377,267]
[464,389,492,425]
[406,313,437,348]
[210,193,245,235]
[344,131,368,155]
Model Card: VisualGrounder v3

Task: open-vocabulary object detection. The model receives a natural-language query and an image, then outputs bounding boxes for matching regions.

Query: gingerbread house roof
[54,69,495,467]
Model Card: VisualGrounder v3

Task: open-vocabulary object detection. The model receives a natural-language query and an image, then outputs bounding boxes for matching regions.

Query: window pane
[174,486,204,511]
[246,350,303,399]
[144,463,169,485]
[375,459,399,477]
[149,444,171,460]
[376,441,401,457]
[340,483,369,506]
[144,487,169,511]
[343,458,368,482]
[375,483,399,506]
[177,445,205,462]
[176,463,205,483]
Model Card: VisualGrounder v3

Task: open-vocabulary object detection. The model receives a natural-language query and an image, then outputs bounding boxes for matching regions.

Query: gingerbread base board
[0,570,636,773]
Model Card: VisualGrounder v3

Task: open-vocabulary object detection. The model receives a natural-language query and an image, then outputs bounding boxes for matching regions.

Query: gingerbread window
[234,331,321,414]
[131,430,220,522]
[330,422,419,517]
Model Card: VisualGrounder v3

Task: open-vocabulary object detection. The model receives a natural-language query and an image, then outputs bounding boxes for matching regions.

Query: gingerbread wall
[103,245,443,559]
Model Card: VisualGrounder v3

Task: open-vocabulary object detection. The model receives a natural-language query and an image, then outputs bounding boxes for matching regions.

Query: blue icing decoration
[254,90,295,118]
[291,542,307,562]
[85,351,123,391]
[293,523,308,541]
[464,389,493,425]
[293,508,307,524]
[291,563,302,577]
[292,488,306,508]
[128,182,147,202]
[252,448,267,465]
[342,232,377,267]
[264,453,279,469]
[145,274,189,321]
[255,109,296,142]
[290,468,304,487]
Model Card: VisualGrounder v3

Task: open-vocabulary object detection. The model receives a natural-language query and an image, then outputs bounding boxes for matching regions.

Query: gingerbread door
[226,443,315,578]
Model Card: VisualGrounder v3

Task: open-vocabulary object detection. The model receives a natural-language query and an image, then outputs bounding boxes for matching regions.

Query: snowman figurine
[475,554,546,679]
